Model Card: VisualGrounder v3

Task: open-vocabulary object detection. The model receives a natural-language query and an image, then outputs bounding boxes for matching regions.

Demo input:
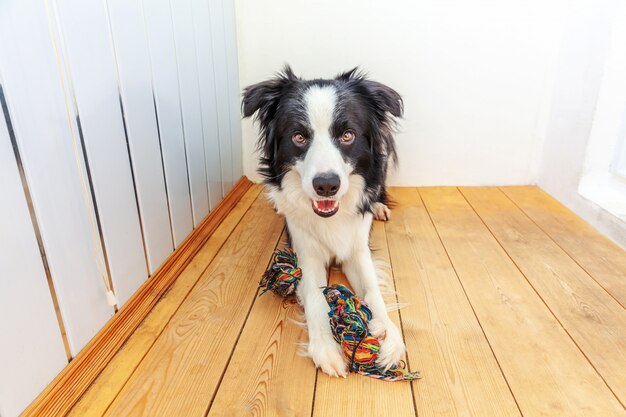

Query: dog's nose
[312,173,340,197]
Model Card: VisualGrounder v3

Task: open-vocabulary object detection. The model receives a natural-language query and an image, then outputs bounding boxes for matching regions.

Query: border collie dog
[243,66,405,377]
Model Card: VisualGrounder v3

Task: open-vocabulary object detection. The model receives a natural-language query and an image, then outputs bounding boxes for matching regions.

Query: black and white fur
[243,66,404,377]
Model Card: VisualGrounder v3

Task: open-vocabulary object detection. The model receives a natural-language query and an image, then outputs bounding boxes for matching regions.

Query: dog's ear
[366,81,402,165]
[242,65,297,120]
[368,81,402,165]
[242,65,297,161]
[340,72,402,165]
[362,80,403,118]
[335,68,403,118]
[335,67,361,82]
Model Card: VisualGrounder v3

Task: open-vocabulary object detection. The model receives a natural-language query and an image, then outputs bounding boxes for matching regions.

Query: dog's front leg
[343,247,405,370]
[296,254,348,377]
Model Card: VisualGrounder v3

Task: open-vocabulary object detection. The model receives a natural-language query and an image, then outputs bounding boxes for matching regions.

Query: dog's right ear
[242,66,297,162]
[242,65,297,161]
[242,65,297,121]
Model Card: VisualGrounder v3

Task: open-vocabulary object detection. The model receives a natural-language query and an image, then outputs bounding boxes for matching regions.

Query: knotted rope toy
[260,248,420,381]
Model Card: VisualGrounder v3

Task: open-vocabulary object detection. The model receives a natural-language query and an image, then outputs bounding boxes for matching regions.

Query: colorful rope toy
[260,248,421,382]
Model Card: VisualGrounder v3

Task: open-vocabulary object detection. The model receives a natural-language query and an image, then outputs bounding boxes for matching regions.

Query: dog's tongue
[317,200,336,210]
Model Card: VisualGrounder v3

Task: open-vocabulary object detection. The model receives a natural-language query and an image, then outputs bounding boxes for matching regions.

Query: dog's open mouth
[311,199,339,217]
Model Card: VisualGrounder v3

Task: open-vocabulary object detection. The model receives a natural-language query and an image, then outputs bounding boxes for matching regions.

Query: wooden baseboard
[22,177,254,417]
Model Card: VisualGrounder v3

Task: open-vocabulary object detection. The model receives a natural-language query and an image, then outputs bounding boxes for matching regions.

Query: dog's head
[242,66,402,218]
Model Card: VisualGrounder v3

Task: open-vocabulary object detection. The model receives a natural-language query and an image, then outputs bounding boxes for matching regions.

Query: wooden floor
[67,186,626,417]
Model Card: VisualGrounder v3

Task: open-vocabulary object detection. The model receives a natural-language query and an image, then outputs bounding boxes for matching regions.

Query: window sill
[578,171,626,222]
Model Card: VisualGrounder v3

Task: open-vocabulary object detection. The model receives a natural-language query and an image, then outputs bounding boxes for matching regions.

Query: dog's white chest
[267,183,372,263]
[289,211,371,262]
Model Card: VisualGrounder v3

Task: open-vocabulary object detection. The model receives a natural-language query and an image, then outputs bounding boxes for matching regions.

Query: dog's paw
[370,318,405,371]
[368,316,388,339]
[372,202,391,221]
[308,333,348,377]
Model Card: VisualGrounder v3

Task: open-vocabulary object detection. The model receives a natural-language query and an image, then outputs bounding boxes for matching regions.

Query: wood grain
[500,186,626,307]
[103,193,284,417]
[37,185,626,417]
[312,221,416,417]
[21,176,253,417]
[206,231,317,417]
[385,187,520,417]
[419,187,625,417]
[68,185,262,417]
[461,186,626,405]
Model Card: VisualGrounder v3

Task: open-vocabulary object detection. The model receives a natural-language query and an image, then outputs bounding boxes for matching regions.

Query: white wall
[537,0,626,248]
[236,0,626,248]
[235,0,567,185]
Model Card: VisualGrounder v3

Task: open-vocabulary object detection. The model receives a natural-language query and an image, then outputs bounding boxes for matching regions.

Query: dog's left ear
[338,70,403,164]
[362,80,404,118]
[365,80,402,165]
[336,68,403,118]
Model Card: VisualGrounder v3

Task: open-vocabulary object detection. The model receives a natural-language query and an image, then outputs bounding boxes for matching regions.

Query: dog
[242,66,404,377]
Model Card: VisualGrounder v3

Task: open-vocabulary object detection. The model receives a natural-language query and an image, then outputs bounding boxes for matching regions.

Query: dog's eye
[292,133,306,145]
[340,130,355,143]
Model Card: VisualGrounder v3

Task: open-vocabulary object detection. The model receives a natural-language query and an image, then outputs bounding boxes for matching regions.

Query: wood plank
[312,221,416,417]
[69,184,262,417]
[22,177,252,417]
[103,193,283,417]
[207,231,317,417]
[419,187,625,417]
[384,188,521,417]
[461,187,626,404]
[501,186,626,307]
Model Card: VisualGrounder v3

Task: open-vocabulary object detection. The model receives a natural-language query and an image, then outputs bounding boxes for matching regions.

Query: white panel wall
[52,0,149,305]
[209,0,235,193]
[171,0,211,223]
[106,0,175,272]
[143,0,194,246]
[0,0,115,356]
[0,0,242,414]
[193,0,224,210]
[222,0,243,180]
[0,84,68,417]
